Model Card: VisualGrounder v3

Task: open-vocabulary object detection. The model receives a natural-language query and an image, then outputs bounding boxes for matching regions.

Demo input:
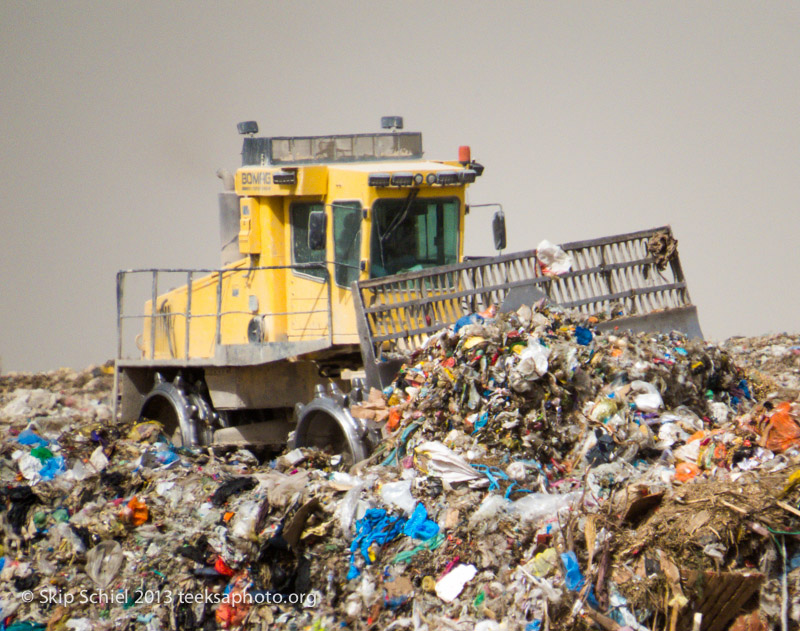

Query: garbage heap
[1,310,800,631]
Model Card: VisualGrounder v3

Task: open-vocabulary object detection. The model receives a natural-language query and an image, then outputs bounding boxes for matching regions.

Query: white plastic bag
[414,442,483,485]
[511,491,580,522]
[85,540,124,588]
[337,479,370,539]
[630,381,663,413]
[517,344,550,378]
[230,500,262,539]
[467,494,508,532]
[380,480,415,514]
[536,240,574,275]
[17,453,43,483]
[509,343,551,392]
[89,446,109,472]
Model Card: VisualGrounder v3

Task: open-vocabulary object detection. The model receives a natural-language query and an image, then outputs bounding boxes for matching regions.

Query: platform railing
[116,263,332,361]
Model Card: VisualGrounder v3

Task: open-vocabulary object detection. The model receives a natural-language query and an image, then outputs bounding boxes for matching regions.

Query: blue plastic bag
[471,411,489,434]
[348,509,406,579]
[454,313,484,333]
[561,551,599,608]
[154,450,180,466]
[40,455,66,480]
[402,503,439,541]
[575,326,593,346]
[17,429,48,447]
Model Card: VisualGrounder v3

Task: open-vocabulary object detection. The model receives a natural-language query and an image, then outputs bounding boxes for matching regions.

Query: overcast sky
[1,1,798,372]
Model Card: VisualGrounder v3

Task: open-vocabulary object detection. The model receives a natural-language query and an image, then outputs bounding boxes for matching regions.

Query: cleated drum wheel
[139,376,214,447]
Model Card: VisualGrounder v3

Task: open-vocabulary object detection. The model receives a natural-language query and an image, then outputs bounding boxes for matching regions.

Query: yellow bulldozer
[115,117,702,463]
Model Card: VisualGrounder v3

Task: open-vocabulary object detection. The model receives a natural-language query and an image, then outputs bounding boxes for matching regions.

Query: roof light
[272,170,297,185]
[381,116,404,130]
[436,171,459,186]
[368,173,391,187]
[413,173,424,185]
[458,145,471,165]
[425,173,437,185]
[391,172,413,186]
[459,169,477,184]
[237,121,259,135]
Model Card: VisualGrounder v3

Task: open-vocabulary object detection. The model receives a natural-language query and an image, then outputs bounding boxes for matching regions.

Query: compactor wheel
[139,379,202,447]
[293,395,370,466]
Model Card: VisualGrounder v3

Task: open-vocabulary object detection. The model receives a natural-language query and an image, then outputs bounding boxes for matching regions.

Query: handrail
[116,263,333,361]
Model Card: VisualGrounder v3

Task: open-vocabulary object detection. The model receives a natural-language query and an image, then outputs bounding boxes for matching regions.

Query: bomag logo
[241,172,271,186]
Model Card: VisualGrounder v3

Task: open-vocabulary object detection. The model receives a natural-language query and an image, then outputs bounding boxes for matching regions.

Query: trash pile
[722,334,800,401]
[1,309,800,631]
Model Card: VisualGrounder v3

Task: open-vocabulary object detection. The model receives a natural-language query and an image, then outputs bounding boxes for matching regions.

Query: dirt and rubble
[2,316,800,631]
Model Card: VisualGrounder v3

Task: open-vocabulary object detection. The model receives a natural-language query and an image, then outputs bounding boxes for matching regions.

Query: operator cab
[234,116,490,290]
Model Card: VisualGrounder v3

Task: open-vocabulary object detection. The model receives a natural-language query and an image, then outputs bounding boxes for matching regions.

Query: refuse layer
[0,317,799,631]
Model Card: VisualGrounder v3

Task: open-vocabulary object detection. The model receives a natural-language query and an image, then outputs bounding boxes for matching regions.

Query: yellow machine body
[141,161,470,360]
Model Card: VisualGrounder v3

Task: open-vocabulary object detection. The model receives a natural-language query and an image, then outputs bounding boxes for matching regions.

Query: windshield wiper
[380,188,418,244]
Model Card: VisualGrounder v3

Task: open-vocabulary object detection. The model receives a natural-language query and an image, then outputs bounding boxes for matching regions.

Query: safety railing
[116,264,332,362]
[353,226,691,366]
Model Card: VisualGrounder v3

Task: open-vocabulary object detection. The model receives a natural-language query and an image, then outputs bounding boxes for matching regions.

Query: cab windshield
[370,195,459,278]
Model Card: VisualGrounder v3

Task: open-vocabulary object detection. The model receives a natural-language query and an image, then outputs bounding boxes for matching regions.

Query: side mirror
[492,210,506,251]
[308,211,327,250]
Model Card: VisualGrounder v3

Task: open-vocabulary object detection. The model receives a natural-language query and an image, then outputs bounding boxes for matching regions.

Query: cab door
[287,201,330,341]
[330,201,362,342]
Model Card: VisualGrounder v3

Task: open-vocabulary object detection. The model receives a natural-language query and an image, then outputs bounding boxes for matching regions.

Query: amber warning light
[458,145,471,165]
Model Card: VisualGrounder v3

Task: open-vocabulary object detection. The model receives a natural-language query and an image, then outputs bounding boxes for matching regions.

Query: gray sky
[1,1,798,372]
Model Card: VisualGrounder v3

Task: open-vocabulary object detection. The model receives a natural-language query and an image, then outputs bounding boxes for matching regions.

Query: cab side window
[291,202,326,281]
[333,202,361,287]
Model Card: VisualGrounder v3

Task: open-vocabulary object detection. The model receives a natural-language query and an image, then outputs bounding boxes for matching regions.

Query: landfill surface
[2,309,800,631]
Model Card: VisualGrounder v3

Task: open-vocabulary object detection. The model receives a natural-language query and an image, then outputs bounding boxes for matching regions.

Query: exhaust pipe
[216,168,234,192]
[217,168,240,266]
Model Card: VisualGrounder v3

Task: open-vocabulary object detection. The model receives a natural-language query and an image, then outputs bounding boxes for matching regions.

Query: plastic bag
[414,442,482,484]
[119,496,148,526]
[561,551,599,607]
[89,446,109,472]
[511,491,579,522]
[40,455,66,480]
[530,547,559,577]
[467,494,508,531]
[230,500,262,539]
[560,551,585,591]
[337,479,369,539]
[574,326,593,346]
[674,461,701,482]
[402,503,439,540]
[516,343,550,378]
[68,459,90,481]
[509,343,551,392]
[17,453,43,482]
[630,381,663,413]
[656,423,689,449]
[17,429,49,447]
[590,398,619,422]
[536,240,573,275]
[761,403,800,453]
[380,480,415,514]
[85,540,124,588]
